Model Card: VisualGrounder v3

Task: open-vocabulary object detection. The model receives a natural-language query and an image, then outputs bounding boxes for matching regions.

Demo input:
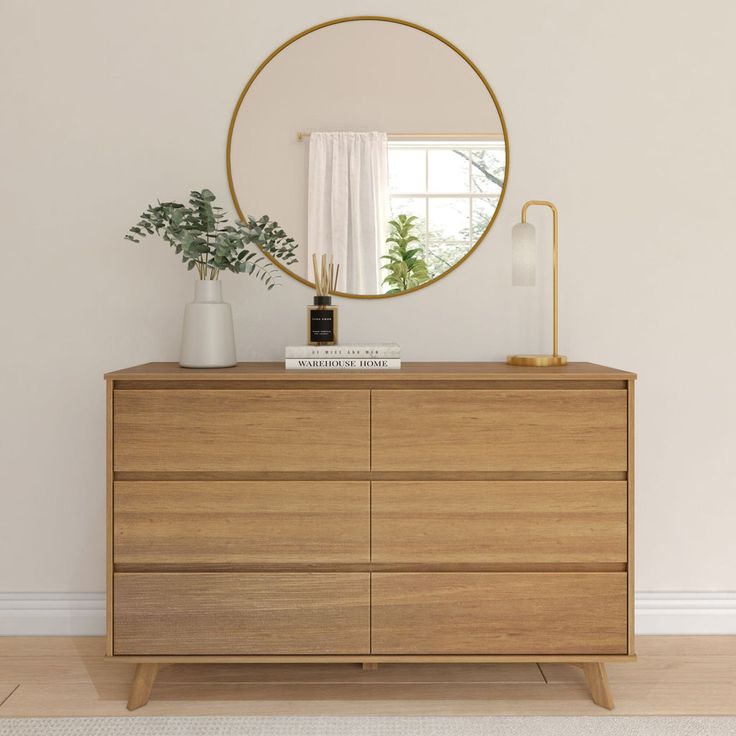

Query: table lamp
[507,200,567,367]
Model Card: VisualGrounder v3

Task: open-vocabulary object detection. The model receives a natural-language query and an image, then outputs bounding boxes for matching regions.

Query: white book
[285,358,401,370]
[285,343,400,359]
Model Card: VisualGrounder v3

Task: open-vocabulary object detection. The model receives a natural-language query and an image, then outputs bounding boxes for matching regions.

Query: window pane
[388,148,426,193]
[425,241,470,278]
[427,197,471,245]
[390,197,426,226]
[472,197,499,241]
[471,148,505,194]
[428,149,469,193]
[389,197,427,251]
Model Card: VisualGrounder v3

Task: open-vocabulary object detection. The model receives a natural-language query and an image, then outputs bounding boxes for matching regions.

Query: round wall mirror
[227,17,509,298]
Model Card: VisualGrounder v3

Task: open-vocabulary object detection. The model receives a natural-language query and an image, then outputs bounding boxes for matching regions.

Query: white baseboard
[1,591,735,637]
[635,592,736,635]
[0,593,105,636]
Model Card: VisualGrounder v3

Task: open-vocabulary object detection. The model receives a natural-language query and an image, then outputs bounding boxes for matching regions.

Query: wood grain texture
[0,682,19,709]
[113,564,626,574]
[372,390,628,472]
[372,573,628,655]
[127,663,158,710]
[114,481,369,565]
[106,362,636,381]
[113,389,370,472]
[109,654,634,664]
[114,471,627,482]
[105,362,635,682]
[580,662,614,709]
[627,382,636,655]
[115,379,628,392]
[372,481,628,564]
[106,379,114,657]
[113,573,370,655]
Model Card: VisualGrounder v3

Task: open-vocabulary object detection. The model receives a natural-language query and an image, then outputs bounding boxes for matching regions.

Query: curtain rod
[296,132,503,142]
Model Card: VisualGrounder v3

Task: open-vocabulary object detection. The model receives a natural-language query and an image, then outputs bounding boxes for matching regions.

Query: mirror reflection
[228,19,508,297]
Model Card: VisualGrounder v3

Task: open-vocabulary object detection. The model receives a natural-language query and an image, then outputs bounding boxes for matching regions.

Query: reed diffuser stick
[312,254,339,296]
[312,254,319,294]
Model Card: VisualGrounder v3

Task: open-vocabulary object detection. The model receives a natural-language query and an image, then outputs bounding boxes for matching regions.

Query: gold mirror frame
[226,16,510,299]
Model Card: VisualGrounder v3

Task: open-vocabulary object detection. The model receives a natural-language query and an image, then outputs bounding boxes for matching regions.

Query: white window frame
[387,139,506,260]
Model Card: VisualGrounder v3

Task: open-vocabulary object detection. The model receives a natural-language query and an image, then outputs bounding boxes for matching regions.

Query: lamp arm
[520,200,560,357]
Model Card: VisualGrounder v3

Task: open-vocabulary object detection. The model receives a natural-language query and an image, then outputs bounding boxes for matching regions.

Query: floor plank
[0,636,735,716]
[0,683,20,710]
[0,637,102,658]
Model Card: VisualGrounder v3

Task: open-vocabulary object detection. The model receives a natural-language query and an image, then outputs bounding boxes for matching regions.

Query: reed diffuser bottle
[308,254,339,345]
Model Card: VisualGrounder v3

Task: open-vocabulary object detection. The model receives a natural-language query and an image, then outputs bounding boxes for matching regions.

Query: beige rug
[1,717,735,735]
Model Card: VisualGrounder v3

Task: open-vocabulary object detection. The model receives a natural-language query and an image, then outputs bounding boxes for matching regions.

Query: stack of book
[284,344,401,370]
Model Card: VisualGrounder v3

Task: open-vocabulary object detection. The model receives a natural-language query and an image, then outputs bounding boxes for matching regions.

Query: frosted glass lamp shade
[512,222,536,286]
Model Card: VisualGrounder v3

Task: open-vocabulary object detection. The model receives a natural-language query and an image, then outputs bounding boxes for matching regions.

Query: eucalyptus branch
[125,189,299,289]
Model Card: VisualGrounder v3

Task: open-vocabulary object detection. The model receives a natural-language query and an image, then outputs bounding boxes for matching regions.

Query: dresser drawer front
[114,481,370,565]
[114,573,370,655]
[372,573,627,654]
[372,481,627,564]
[371,389,628,472]
[113,389,370,472]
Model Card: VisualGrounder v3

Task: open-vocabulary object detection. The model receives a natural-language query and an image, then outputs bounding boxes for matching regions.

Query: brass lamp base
[507,354,568,367]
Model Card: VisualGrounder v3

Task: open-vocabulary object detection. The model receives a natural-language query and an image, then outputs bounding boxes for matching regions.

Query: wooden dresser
[105,362,635,709]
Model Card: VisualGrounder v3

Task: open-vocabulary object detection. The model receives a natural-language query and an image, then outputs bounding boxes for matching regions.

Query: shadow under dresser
[104,361,636,710]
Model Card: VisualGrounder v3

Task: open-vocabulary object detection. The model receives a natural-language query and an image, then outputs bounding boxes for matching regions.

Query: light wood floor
[0,637,735,716]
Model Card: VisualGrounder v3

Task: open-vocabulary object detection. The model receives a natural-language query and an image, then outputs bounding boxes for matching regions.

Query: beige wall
[230,19,503,278]
[1,0,735,601]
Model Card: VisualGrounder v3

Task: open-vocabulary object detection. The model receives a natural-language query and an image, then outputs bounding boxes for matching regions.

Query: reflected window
[388,139,506,280]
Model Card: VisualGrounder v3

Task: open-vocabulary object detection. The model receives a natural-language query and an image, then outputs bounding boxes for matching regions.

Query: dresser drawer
[114,481,370,565]
[114,573,370,655]
[372,481,627,564]
[113,389,370,472]
[372,573,627,654]
[371,390,628,471]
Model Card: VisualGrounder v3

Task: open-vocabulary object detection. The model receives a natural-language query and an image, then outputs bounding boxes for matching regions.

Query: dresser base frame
[118,655,634,711]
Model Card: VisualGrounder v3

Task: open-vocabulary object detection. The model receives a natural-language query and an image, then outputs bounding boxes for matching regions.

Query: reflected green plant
[381,214,430,293]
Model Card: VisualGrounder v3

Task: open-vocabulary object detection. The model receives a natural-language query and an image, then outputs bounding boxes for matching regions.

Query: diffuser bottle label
[309,309,336,343]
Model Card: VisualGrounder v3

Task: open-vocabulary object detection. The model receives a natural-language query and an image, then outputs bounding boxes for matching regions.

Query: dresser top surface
[105,362,635,381]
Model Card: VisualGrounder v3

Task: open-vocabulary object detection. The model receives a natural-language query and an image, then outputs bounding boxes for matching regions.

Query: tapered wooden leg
[362,662,378,670]
[127,664,159,710]
[580,662,614,710]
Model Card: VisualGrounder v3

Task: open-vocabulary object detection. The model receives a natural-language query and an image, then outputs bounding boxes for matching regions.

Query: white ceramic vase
[179,280,237,368]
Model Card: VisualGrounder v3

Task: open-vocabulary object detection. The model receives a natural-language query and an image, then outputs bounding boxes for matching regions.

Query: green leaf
[381,212,430,292]
[122,190,295,288]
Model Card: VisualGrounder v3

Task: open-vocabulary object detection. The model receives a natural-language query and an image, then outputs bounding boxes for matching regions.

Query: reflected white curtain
[307,132,388,294]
